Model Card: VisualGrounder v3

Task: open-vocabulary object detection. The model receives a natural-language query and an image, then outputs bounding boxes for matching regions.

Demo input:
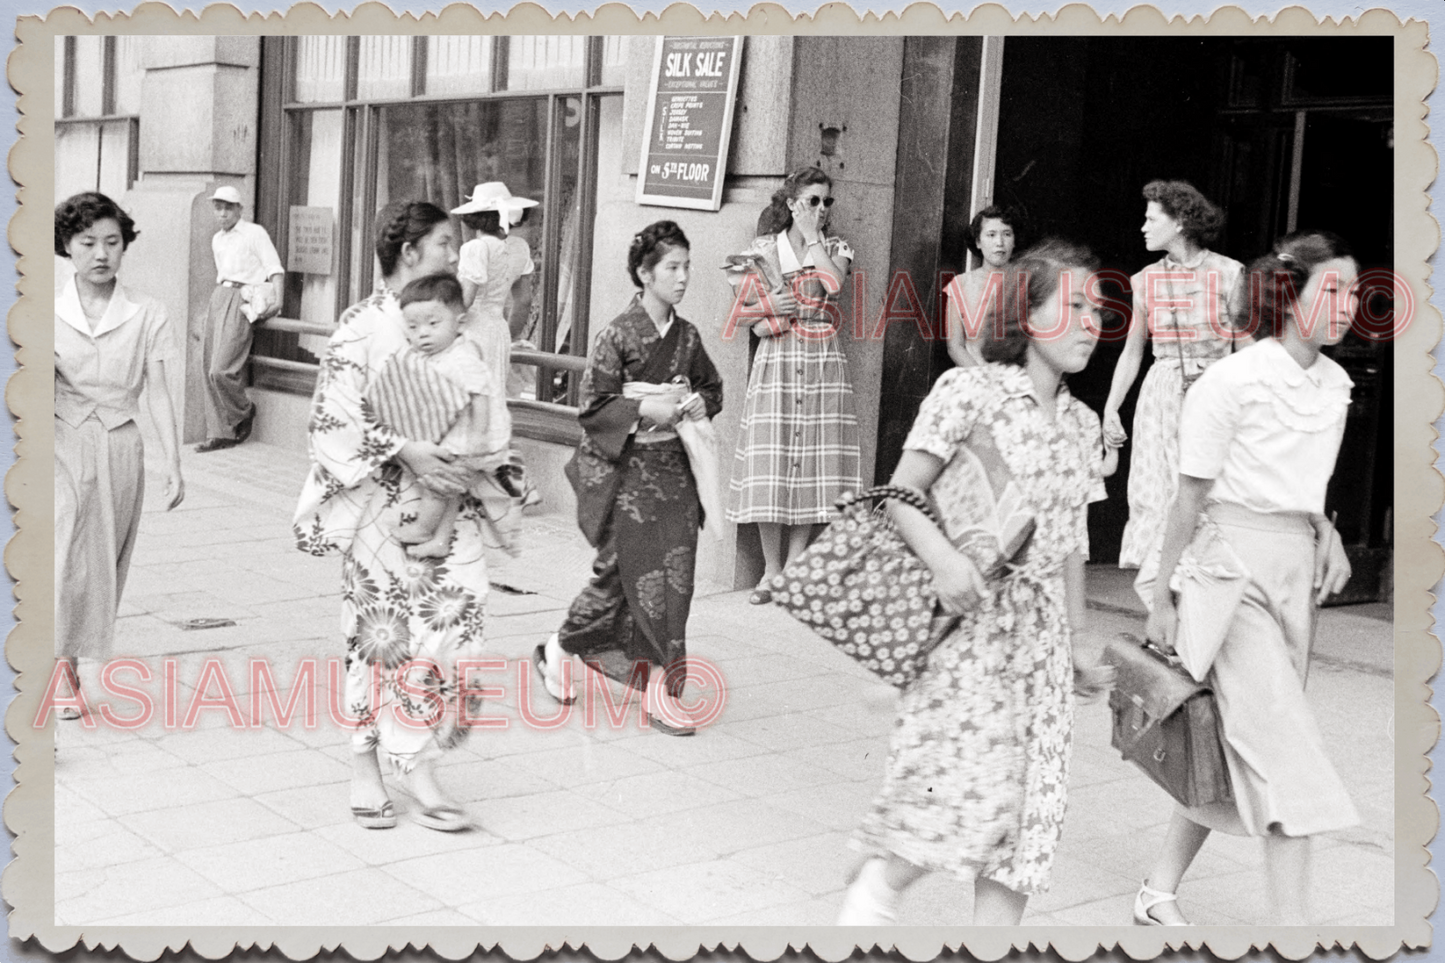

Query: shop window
[356,36,412,100]
[425,37,493,97]
[294,36,346,103]
[54,35,141,200]
[255,36,624,441]
[506,36,586,90]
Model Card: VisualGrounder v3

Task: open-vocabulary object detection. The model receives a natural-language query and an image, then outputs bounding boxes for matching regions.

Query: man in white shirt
[197,185,283,452]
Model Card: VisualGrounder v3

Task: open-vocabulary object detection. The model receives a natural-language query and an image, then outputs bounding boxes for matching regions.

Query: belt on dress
[219,280,245,289]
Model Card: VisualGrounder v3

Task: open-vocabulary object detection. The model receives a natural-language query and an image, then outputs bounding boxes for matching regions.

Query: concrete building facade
[54,33,1396,596]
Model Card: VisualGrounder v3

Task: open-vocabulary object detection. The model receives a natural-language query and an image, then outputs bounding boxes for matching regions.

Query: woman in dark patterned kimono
[535,221,724,735]
[295,201,505,832]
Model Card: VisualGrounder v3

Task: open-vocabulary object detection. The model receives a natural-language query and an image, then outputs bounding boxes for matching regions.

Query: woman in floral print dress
[839,241,1113,926]
[295,200,507,833]
[1102,181,1245,601]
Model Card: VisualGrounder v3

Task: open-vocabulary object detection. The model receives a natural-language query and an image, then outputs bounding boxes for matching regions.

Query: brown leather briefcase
[1104,633,1233,808]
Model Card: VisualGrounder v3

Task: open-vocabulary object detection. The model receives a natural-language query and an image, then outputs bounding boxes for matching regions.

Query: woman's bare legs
[349,746,390,811]
[973,878,1029,925]
[842,856,1028,926]
[757,522,784,586]
[756,522,823,590]
[839,854,922,924]
[408,758,456,811]
[784,523,819,568]
[1143,809,1212,924]
[884,854,926,892]
[1263,834,1312,924]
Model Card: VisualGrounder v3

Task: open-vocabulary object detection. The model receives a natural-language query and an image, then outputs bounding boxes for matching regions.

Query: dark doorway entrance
[983,37,1394,586]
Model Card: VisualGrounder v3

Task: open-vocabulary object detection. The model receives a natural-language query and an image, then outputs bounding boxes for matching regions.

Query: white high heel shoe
[1133,879,1185,926]
[837,857,898,926]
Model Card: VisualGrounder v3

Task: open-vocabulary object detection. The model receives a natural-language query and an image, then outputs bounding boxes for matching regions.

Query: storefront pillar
[121,37,263,444]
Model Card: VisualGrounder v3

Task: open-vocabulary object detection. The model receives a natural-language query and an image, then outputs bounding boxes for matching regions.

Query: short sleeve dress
[852,363,1107,896]
[458,234,529,396]
[726,231,862,524]
[1120,250,1244,570]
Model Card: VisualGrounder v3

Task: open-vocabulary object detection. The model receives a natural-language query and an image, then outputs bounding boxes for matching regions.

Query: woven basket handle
[843,484,941,527]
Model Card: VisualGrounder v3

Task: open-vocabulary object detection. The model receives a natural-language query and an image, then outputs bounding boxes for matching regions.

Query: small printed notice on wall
[636,37,744,212]
[287,206,334,275]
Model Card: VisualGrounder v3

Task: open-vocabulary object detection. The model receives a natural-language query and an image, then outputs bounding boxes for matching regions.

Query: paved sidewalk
[52,442,1395,927]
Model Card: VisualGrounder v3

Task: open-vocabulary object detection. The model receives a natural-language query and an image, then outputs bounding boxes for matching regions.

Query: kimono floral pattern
[558,302,722,695]
[853,363,1106,895]
[294,289,493,771]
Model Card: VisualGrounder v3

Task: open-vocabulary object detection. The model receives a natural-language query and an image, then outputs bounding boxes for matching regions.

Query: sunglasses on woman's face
[802,196,835,209]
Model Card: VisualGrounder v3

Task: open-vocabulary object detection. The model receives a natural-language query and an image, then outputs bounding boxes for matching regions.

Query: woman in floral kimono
[295,200,507,832]
[535,221,723,736]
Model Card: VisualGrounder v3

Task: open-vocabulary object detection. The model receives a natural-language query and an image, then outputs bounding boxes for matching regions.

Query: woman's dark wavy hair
[1238,230,1355,339]
[1143,179,1225,248]
[981,239,1101,366]
[968,204,1021,257]
[374,201,451,277]
[627,220,689,289]
[55,192,139,257]
[757,167,832,237]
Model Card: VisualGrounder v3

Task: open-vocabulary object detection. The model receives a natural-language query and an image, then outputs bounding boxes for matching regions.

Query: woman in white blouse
[1135,231,1360,925]
[54,193,185,718]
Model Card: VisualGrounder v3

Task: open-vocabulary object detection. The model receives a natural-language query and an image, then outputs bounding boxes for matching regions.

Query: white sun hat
[450,182,538,232]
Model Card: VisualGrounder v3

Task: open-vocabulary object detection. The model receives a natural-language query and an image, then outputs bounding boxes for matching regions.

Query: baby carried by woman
[369,272,518,557]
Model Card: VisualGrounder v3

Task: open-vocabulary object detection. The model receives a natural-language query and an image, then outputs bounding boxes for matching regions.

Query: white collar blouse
[1178,336,1353,516]
[54,278,174,431]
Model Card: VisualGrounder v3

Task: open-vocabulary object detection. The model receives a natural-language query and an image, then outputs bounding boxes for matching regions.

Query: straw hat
[450,182,538,231]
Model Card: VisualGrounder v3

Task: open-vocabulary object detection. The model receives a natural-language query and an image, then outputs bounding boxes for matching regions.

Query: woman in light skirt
[1135,230,1361,925]
[54,192,185,718]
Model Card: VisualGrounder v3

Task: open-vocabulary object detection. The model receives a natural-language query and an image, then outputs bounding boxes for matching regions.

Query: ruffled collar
[1255,336,1352,391]
[56,277,142,338]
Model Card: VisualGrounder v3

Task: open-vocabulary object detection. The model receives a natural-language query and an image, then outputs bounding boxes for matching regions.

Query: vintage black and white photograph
[21,13,1429,949]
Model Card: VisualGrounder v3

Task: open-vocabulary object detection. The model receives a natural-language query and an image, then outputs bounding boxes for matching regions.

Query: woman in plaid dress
[725,167,862,603]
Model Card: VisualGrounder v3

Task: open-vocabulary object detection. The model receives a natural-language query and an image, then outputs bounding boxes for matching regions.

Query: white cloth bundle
[623,381,723,542]
[240,282,277,323]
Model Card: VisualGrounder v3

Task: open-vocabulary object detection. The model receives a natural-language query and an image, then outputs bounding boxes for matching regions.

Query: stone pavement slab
[48,441,1398,929]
